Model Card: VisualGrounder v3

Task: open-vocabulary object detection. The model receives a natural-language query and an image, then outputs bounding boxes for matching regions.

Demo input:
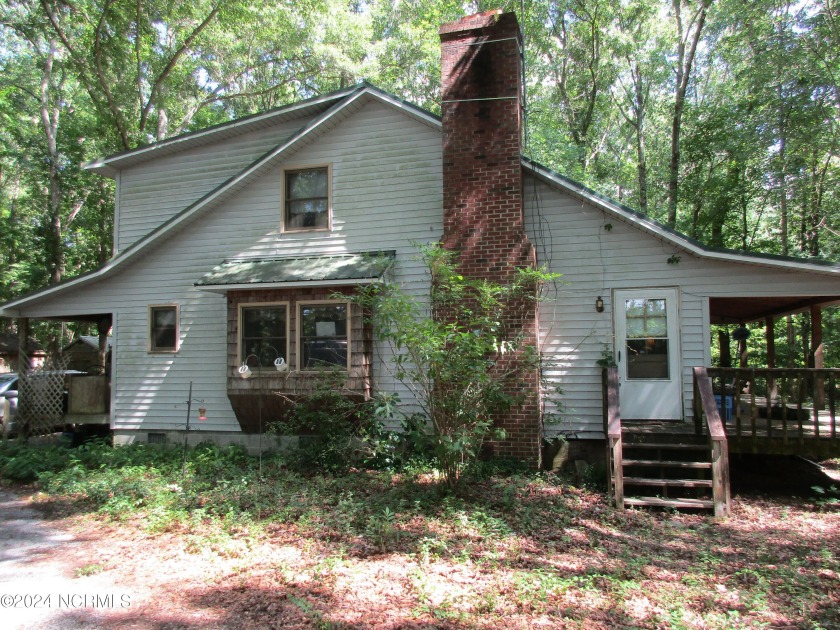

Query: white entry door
[614,288,683,420]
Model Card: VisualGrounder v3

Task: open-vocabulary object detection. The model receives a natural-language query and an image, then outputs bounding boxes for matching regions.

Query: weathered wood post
[97,316,112,373]
[16,318,30,440]
[718,330,731,368]
[16,317,30,374]
[812,305,824,411]
[766,316,777,403]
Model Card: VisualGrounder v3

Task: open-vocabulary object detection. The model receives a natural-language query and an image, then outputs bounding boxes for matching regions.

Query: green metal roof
[195,250,396,290]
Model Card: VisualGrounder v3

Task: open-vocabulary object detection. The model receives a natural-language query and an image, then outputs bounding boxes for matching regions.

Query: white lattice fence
[18,352,70,436]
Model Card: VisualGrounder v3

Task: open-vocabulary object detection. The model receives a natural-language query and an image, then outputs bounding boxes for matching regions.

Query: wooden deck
[603,366,840,517]
[706,367,840,459]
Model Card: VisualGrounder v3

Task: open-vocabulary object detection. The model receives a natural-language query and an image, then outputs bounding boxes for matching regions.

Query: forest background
[1,0,838,366]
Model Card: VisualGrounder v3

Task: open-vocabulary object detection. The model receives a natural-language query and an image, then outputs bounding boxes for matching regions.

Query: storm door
[613,288,683,420]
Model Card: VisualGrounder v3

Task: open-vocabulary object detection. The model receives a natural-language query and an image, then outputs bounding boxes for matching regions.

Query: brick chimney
[439,11,541,465]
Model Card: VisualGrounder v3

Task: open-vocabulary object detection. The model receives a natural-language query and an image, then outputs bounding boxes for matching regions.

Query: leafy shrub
[352,244,559,487]
[270,372,398,474]
[190,442,252,477]
[0,443,73,481]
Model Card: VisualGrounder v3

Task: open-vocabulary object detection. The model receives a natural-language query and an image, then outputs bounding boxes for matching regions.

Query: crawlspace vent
[147,432,167,445]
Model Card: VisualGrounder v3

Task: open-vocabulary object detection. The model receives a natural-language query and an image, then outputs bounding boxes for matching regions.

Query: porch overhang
[194,250,396,294]
[710,296,840,324]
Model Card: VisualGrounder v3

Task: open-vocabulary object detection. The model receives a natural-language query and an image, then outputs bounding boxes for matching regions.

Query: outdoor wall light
[198,407,207,421]
[595,296,604,313]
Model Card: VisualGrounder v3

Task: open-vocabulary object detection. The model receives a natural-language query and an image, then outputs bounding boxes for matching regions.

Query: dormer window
[283,166,330,231]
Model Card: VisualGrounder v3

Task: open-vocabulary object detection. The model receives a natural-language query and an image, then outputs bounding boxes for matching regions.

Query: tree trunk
[39,40,64,285]
[666,0,712,228]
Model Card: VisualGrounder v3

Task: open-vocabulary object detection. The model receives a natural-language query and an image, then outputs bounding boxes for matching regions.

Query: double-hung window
[239,303,289,368]
[149,305,179,353]
[298,302,348,370]
[283,166,330,231]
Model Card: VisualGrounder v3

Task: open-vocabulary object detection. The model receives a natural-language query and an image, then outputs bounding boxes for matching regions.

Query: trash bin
[714,394,734,422]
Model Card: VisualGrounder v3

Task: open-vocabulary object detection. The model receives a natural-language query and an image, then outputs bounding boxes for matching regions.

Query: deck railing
[705,367,840,457]
[602,366,624,509]
[692,367,730,517]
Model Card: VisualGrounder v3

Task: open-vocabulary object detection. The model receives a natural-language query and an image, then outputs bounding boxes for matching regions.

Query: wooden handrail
[602,367,623,509]
[694,367,730,517]
[604,366,621,439]
[708,367,840,377]
[706,366,838,455]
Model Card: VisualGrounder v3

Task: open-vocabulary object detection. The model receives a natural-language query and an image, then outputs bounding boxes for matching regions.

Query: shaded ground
[1,458,839,629]
[0,490,139,629]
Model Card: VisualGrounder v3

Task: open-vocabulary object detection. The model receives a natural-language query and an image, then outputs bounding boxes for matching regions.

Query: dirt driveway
[0,489,138,628]
[0,489,332,629]
[0,489,245,629]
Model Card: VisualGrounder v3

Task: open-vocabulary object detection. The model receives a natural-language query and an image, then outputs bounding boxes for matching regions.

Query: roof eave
[82,85,367,174]
[522,158,840,277]
[195,276,384,294]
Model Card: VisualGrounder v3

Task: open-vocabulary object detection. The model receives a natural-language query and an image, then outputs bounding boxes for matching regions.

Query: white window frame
[148,304,179,353]
[296,299,351,372]
[281,164,332,233]
[238,301,291,371]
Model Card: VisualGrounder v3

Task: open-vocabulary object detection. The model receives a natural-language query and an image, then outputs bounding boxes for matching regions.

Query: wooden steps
[622,459,711,469]
[603,367,731,517]
[617,429,715,512]
[622,477,713,488]
[624,496,714,509]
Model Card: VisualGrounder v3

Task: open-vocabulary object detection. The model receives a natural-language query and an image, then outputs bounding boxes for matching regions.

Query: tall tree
[666,0,712,228]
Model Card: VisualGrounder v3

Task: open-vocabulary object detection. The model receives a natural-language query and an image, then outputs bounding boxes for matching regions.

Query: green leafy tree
[353,245,557,487]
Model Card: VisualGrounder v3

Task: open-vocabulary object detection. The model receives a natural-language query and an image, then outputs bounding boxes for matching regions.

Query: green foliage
[595,344,617,368]
[0,442,73,481]
[811,484,840,507]
[2,0,840,365]
[270,371,398,474]
[352,244,559,487]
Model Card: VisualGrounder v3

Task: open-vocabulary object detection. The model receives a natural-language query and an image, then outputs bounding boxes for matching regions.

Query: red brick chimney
[439,11,541,465]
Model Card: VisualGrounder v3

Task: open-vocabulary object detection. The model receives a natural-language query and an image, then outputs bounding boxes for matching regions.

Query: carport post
[810,304,823,368]
[17,317,30,373]
[718,330,731,368]
[766,316,777,401]
[812,304,824,410]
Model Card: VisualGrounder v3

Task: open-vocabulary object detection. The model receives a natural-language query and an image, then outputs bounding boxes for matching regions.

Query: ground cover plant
[1,440,838,629]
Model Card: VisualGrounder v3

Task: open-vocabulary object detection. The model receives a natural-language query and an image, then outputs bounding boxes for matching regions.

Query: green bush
[352,244,559,487]
[0,443,73,481]
[270,372,398,474]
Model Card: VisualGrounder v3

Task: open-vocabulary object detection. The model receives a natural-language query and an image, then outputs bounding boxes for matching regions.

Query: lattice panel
[17,353,70,436]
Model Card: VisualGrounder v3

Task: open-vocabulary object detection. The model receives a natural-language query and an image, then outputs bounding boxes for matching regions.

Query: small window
[149,305,178,352]
[298,302,348,370]
[239,303,289,368]
[284,166,330,231]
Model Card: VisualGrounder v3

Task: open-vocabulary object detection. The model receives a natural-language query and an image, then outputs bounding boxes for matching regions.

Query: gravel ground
[0,490,135,629]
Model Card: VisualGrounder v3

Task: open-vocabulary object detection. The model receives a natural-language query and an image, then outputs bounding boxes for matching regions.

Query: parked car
[0,373,19,437]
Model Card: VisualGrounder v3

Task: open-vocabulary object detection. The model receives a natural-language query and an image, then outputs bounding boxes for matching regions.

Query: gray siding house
[3,11,839,464]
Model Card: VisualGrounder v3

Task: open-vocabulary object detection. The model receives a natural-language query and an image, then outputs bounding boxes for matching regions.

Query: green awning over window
[195,250,395,292]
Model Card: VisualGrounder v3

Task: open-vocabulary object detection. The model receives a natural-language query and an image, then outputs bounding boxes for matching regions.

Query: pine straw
[20,472,840,629]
